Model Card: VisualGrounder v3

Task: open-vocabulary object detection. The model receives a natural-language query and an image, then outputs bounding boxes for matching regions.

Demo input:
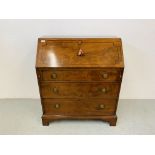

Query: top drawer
[40,69,122,82]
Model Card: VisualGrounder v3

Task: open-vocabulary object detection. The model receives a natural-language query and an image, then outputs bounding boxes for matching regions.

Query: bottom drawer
[42,99,117,116]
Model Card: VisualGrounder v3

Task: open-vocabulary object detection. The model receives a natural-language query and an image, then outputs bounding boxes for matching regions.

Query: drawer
[40,82,120,98]
[42,69,122,82]
[42,99,117,116]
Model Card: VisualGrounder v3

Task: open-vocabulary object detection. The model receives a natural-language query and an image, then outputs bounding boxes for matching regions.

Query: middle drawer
[40,82,120,98]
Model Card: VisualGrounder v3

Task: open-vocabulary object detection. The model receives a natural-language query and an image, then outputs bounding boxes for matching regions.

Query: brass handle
[99,104,105,109]
[51,73,57,79]
[101,88,107,93]
[97,87,108,93]
[53,87,59,94]
[101,72,108,79]
[55,103,60,109]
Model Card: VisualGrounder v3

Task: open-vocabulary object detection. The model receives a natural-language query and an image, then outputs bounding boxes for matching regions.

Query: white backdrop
[0,19,155,99]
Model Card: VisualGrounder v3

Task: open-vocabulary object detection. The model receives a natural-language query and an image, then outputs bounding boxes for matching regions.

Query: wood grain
[36,38,124,126]
[42,99,117,116]
[41,69,122,82]
[36,38,124,68]
[40,82,120,98]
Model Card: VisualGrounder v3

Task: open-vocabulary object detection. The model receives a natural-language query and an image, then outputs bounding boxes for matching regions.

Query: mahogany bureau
[36,38,124,126]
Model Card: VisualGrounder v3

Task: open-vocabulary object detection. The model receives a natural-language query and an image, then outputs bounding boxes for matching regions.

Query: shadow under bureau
[36,38,124,126]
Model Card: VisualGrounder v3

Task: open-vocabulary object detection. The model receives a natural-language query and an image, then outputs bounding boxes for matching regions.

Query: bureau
[36,38,124,126]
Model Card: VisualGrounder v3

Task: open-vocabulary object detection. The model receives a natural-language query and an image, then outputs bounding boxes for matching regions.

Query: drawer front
[40,82,120,98]
[42,70,122,82]
[42,99,117,116]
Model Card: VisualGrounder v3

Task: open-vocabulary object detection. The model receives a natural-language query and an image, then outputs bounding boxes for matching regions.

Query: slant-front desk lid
[36,38,124,68]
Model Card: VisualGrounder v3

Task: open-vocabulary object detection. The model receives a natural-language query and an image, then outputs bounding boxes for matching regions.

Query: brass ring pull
[51,73,57,79]
[55,103,60,109]
[100,72,108,79]
[99,104,105,109]
[101,88,107,93]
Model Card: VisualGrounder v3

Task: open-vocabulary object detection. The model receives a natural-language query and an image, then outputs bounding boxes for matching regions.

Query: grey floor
[0,99,154,134]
